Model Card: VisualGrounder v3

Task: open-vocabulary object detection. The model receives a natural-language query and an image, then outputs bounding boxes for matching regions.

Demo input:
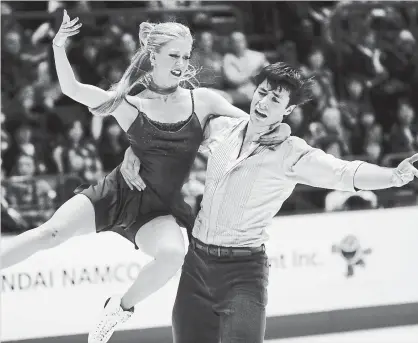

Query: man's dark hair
[254,62,313,106]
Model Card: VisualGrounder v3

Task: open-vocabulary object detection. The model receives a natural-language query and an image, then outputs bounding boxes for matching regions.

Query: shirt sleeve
[282,137,364,192]
[199,116,246,155]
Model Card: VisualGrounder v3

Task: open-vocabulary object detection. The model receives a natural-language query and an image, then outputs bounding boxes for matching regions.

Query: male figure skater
[121,62,418,343]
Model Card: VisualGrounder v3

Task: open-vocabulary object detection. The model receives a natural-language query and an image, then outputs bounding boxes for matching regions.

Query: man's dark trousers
[172,238,270,343]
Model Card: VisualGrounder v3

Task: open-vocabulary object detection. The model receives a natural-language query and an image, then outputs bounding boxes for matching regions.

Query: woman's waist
[142,160,191,178]
[139,155,194,179]
[138,170,188,199]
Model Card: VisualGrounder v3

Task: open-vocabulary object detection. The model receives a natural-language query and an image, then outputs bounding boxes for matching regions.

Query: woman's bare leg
[121,215,185,309]
[88,215,186,343]
[1,194,96,269]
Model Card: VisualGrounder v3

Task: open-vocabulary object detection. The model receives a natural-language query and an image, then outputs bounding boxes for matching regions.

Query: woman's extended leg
[122,215,185,308]
[1,194,96,269]
[88,215,186,343]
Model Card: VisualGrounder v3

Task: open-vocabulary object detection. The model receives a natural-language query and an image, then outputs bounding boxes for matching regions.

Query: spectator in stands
[223,31,269,108]
[27,60,66,140]
[364,141,383,164]
[351,109,383,157]
[370,29,418,130]
[3,24,50,93]
[365,122,384,164]
[191,31,224,90]
[6,154,56,226]
[3,125,48,176]
[1,111,11,157]
[1,178,31,234]
[19,30,49,69]
[120,32,137,62]
[106,60,125,85]
[10,153,41,179]
[394,30,418,107]
[68,38,105,86]
[3,84,48,138]
[53,120,103,183]
[304,121,327,149]
[379,30,417,87]
[389,99,418,154]
[98,119,129,172]
[302,48,337,106]
[3,29,22,56]
[317,107,351,158]
[146,0,202,21]
[1,160,6,196]
[32,60,63,110]
[276,2,318,60]
[2,1,417,217]
[1,30,30,101]
[303,78,333,123]
[339,75,370,131]
[1,2,12,13]
[346,25,378,77]
[73,0,101,32]
[276,40,300,66]
[284,106,308,139]
[94,24,126,65]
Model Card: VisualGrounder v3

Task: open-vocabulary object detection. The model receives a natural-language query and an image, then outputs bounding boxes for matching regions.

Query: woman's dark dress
[75,90,203,247]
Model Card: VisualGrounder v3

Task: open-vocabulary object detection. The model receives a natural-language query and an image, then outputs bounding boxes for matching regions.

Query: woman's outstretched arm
[52,10,111,108]
[52,10,137,131]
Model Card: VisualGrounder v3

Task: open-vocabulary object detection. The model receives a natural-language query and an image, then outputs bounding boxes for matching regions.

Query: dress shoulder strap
[190,90,195,114]
[123,96,139,111]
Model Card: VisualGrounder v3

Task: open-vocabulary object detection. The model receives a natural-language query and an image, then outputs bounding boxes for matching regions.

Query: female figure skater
[2,10,291,343]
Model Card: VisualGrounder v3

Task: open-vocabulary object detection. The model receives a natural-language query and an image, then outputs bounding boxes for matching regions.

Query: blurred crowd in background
[1,1,418,233]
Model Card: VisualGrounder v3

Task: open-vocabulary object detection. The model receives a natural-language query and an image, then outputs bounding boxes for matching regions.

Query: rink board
[2,206,418,341]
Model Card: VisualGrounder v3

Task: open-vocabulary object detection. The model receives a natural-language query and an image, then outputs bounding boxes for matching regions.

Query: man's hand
[120,147,146,191]
[257,123,291,146]
[392,153,418,187]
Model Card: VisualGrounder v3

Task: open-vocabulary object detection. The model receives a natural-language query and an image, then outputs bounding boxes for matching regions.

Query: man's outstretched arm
[353,154,418,190]
[282,137,418,192]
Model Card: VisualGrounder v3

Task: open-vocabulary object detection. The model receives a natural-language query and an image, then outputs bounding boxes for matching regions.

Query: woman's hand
[257,123,291,147]
[52,9,82,47]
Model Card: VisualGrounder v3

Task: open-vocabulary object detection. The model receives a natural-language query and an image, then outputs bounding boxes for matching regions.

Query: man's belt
[190,237,265,257]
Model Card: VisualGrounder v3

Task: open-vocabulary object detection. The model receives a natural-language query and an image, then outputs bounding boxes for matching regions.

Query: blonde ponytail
[138,22,155,48]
